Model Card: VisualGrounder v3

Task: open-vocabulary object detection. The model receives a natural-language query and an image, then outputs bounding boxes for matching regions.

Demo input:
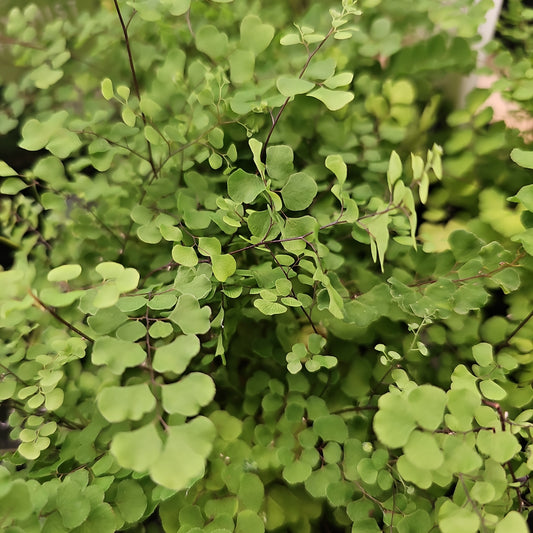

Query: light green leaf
[115,480,147,523]
[325,154,347,185]
[479,379,506,401]
[111,423,162,472]
[149,321,174,339]
[92,336,146,374]
[324,72,353,89]
[281,172,318,211]
[0,161,17,176]
[96,261,124,279]
[240,14,274,54]
[195,25,228,59]
[197,236,221,256]
[280,33,301,46]
[101,78,114,100]
[281,215,317,254]
[404,430,443,470]
[308,88,354,111]
[387,150,402,191]
[508,184,533,212]
[495,511,529,533]
[472,342,493,366]
[313,415,348,443]
[211,254,236,282]
[97,384,156,422]
[236,510,265,533]
[57,480,91,528]
[167,0,191,16]
[266,145,294,185]
[283,461,312,484]
[93,283,120,309]
[169,294,211,334]
[438,500,480,533]
[161,372,215,415]
[374,393,416,448]
[254,299,287,315]
[229,49,255,84]
[47,264,82,282]
[149,417,216,490]
[276,77,315,97]
[172,245,198,267]
[407,385,446,431]
[510,148,533,169]
[116,320,147,341]
[228,168,265,204]
[152,334,200,374]
[0,177,27,194]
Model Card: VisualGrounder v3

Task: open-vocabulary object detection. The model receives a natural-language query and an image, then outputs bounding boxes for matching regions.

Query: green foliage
[0,0,532,532]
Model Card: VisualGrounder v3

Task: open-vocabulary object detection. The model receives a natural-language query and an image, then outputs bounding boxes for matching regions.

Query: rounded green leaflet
[56,479,90,528]
[172,244,198,267]
[93,282,120,309]
[96,384,156,422]
[229,49,255,85]
[313,414,348,443]
[92,336,146,375]
[470,481,496,504]
[1,177,27,194]
[472,342,493,366]
[438,500,480,533]
[396,510,432,533]
[236,510,265,533]
[403,430,444,471]
[211,254,236,282]
[209,410,242,441]
[95,261,124,280]
[0,480,33,522]
[149,417,216,491]
[407,384,446,430]
[510,148,533,170]
[228,169,265,204]
[238,473,264,512]
[115,479,147,524]
[195,25,228,59]
[304,464,341,498]
[161,372,215,416]
[101,77,113,100]
[477,430,521,463]
[47,264,82,282]
[168,294,211,334]
[111,423,163,472]
[479,379,507,401]
[442,435,482,473]
[253,299,287,315]
[281,172,318,211]
[276,77,315,97]
[373,392,416,448]
[240,14,274,54]
[396,455,433,489]
[152,334,200,374]
[308,87,354,111]
[148,293,177,310]
[0,161,17,176]
[116,320,146,341]
[149,321,174,338]
[495,511,529,533]
[282,461,312,484]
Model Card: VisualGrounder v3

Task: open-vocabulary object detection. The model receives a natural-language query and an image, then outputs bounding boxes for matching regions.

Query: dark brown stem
[28,291,94,343]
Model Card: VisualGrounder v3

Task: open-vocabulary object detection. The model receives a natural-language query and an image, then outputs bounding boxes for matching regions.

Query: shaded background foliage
[0,0,533,532]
